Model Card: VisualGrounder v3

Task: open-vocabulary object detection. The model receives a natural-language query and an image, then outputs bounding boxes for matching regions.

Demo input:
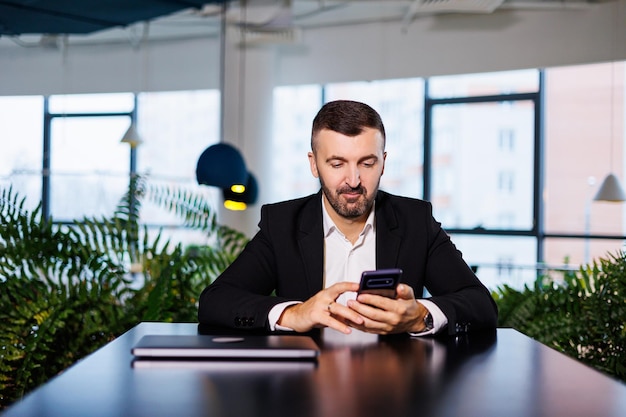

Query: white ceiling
[1,0,600,49]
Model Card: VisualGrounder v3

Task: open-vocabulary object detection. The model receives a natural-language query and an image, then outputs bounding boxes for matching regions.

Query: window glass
[325,78,424,198]
[272,85,323,202]
[429,69,539,99]
[544,237,626,267]
[0,95,43,210]
[50,115,130,220]
[543,62,626,243]
[431,100,535,230]
[136,90,220,233]
[449,235,537,291]
[49,93,134,114]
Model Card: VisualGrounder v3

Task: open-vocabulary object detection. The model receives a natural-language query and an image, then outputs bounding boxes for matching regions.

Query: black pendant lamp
[222,172,258,211]
[195,0,253,204]
[195,143,248,189]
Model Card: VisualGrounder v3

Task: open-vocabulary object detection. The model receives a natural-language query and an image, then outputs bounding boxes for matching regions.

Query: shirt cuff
[408,299,448,337]
[268,301,302,331]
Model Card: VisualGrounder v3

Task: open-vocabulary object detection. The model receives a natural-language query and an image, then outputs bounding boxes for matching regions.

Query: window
[498,171,515,193]
[0,95,43,210]
[272,85,322,202]
[49,93,134,113]
[428,69,540,98]
[325,78,425,198]
[543,62,626,265]
[499,128,515,151]
[450,235,537,290]
[45,91,221,246]
[429,99,535,231]
[496,256,514,279]
[3,63,625,291]
[49,114,130,220]
[137,90,220,241]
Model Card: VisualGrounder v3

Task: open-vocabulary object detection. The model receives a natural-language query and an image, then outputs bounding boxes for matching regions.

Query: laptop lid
[131,334,320,360]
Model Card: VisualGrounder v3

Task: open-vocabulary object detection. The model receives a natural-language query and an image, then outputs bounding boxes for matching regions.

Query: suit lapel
[375,192,403,269]
[296,191,403,294]
[297,191,325,295]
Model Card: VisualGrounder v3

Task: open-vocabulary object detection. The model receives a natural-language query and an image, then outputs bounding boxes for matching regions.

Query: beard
[319,178,378,219]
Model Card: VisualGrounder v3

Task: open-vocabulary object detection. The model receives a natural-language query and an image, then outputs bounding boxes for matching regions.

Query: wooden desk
[2,323,625,417]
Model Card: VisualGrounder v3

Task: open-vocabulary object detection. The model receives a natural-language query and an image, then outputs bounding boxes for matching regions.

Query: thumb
[396,283,415,300]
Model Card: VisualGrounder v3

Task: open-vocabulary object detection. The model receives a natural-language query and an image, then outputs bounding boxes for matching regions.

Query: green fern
[493,251,626,382]
[0,179,249,408]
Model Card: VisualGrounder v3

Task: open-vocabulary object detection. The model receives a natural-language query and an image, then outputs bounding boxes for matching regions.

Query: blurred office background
[1,0,625,291]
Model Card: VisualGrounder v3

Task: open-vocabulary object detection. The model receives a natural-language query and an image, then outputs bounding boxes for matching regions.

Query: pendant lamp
[196,143,248,188]
[594,70,626,202]
[195,0,249,198]
[594,3,626,203]
[222,172,258,211]
[120,122,143,148]
[594,173,626,202]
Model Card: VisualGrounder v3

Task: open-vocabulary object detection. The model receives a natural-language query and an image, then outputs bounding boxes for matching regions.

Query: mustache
[338,185,365,195]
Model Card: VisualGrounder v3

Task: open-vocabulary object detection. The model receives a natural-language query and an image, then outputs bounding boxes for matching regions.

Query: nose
[346,166,360,188]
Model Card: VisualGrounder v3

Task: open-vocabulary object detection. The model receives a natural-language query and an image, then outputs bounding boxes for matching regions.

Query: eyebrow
[325,154,379,163]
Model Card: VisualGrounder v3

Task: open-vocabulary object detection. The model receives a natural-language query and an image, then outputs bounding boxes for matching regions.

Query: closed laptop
[131,334,320,360]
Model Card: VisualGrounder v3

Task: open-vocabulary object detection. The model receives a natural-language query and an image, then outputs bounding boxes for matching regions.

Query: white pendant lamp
[595,6,625,204]
[120,123,143,148]
[594,173,626,202]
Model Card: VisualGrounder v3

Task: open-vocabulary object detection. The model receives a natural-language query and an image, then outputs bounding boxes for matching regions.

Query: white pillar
[219,27,275,238]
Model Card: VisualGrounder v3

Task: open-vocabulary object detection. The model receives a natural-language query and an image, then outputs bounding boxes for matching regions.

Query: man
[198,100,497,336]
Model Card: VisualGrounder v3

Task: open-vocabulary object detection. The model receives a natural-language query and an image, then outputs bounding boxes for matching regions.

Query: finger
[325,317,353,334]
[354,293,394,310]
[323,303,355,333]
[347,314,393,334]
[396,283,415,300]
[348,299,392,322]
[328,301,364,326]
[327,281,360,297]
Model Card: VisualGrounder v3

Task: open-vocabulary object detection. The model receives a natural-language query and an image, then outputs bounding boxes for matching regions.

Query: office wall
[0,4,625,96]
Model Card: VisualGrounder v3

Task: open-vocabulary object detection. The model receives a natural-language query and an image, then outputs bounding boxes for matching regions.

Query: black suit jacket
[198,190,498,335]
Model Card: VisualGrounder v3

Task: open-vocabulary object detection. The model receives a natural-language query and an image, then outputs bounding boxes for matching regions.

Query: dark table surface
[3,323,626,417]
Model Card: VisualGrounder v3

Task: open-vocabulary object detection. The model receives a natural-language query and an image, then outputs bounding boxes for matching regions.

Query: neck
[323,195,370,243]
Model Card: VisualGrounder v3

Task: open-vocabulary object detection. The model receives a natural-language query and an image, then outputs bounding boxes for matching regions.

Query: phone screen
[357,268,402,298]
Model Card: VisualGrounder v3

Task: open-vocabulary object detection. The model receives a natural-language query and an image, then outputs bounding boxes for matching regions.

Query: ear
[381,151,387,176]
[308,152,319,178]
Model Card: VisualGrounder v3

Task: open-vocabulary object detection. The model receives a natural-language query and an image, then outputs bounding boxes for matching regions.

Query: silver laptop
[131,334,320,360]
[131,358,317,371]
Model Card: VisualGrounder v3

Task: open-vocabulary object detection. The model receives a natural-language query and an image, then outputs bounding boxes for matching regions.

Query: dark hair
[311,100,386,151]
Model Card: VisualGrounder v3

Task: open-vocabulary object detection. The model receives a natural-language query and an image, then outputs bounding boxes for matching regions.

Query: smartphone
[357,268,402,298]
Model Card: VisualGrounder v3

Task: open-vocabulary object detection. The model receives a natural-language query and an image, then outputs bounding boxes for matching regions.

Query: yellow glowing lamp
[230,184,246,193]
[224,199,247,211]
[222,172,258,211]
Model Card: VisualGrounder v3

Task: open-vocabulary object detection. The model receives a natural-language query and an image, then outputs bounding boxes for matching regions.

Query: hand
[277,282,364,334]
[347,284,429,334]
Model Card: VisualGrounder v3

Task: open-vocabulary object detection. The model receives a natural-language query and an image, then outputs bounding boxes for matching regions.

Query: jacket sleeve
[197,200,317,330]
[420,206,498,335]
[378,194,498,336]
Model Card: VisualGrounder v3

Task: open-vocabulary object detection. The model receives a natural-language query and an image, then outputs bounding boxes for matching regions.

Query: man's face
[308,128,386,220]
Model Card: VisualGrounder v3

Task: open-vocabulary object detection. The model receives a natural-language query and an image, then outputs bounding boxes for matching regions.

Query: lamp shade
[223,172,259,210]
[196,143,248,188]
[120,123,143,147]
[594,173,626,202]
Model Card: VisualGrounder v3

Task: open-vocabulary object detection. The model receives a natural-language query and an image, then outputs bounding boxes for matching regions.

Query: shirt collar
[321,194,375,238]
